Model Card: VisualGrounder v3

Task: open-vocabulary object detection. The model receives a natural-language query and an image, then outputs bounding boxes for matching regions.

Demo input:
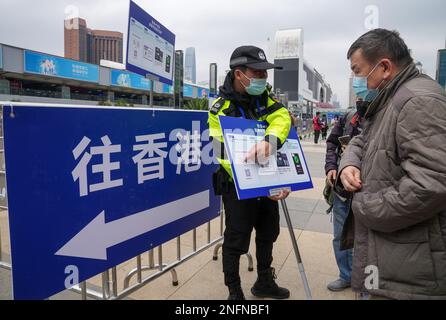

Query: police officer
[208,46,292,300]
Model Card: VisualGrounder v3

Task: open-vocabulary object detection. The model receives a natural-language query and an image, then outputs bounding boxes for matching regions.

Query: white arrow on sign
[55,190,210,260]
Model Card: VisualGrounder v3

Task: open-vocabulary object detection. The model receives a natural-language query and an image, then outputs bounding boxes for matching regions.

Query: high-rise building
[89,30,124,65]
[64,18,89,62]
[64,18,123,64]
[184,47,197,84]
[436,48,446,89]
[273,28,333,114]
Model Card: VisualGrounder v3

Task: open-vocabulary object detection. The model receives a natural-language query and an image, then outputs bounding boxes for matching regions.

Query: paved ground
[0,137,357,300]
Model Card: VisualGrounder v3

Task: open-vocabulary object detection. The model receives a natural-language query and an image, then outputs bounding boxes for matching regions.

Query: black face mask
[356,100,369,118]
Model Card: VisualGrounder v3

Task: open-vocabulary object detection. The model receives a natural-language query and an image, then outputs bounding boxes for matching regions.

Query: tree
[184,98,209,111]
[98,100,113,106]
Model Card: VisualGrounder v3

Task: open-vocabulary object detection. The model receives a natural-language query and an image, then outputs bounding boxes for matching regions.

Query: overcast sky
[0,0,445,107]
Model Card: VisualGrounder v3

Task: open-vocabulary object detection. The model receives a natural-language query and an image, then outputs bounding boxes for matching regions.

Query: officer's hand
[244,141,272,165]
[268,189,291,201]
[326,170,337,187]
[340,166,362,192]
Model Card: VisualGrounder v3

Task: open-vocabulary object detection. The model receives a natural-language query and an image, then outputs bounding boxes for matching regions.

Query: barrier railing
[0,104,255,299]
[0,192,256,300]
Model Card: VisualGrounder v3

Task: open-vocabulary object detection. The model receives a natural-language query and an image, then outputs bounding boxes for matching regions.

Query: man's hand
[340,166,362,192]
[268,189,291,201]
[326,170,337,187]
[244,141,272,165]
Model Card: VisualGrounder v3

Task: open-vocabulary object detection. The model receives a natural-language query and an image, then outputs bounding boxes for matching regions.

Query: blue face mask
[240,72,267,96]
[352,62,384,102]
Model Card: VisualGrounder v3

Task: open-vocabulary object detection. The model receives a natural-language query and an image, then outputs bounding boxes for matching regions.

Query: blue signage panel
[3,105,220,300]
[111,69,152,91]
[24,51,99,83]
[162,83,173,94]
[219,117,313,200]
[126,1,175,86]
[183,84,194,98]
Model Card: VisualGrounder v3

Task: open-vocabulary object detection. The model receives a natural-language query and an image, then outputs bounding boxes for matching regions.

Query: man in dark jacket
[339,29,446,300]
[325,107,362,292]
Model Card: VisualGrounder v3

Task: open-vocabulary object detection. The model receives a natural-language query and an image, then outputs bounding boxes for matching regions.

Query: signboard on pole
[3,104,219,299]
[126,1,175,86]
[219,117,313,200]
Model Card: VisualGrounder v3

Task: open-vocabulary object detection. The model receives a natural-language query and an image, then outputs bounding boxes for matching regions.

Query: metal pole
[80,281,87,300]
[193,228,197,252]
[280,199,312,300]
[148,249,155,269]
[207,221,211,244]
[101,270,110,299]
[136,255,142,284]
[158,245,163,271]
[220,197,224,236]
[149,80,154,108]
[177,236,181,261]
[111,267,118,298]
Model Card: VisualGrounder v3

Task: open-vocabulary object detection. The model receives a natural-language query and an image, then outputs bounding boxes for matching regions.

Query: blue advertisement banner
[111,69,152,91]
[162,83,173,94]
[198,87,210,99]
[24,51,99,83]
[3,105,220,299]
[183,84,194,98]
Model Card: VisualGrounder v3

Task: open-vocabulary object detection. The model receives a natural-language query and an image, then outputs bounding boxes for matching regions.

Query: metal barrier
[0,104,278,300]
[0,177,255,300]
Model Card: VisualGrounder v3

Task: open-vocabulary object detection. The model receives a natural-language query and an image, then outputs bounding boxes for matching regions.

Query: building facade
[0,43,210,108]
[64,18,123,65]
[272,28,335,118]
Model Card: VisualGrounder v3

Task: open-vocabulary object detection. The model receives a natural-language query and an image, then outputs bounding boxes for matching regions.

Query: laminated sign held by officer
[208,46,292,300]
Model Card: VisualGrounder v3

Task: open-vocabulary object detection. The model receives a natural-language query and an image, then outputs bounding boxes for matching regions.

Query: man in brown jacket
[339,29,446,300]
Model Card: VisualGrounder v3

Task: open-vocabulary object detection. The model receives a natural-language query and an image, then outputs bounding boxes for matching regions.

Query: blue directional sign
[219,117,313,200]
[3,105,220,300]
